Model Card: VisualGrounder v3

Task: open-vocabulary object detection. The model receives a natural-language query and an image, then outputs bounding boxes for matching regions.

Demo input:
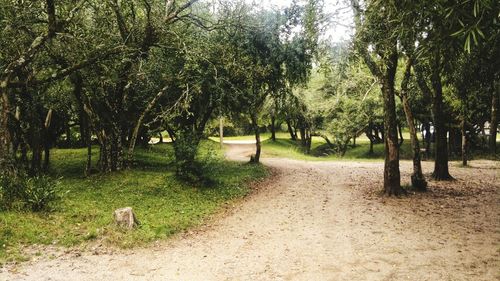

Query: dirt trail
[1,144,499,281]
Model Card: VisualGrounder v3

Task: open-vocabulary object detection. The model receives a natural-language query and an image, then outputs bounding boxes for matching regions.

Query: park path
[1,144,499,281]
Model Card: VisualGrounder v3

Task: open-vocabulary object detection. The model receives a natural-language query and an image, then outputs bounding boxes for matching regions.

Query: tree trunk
[31,127,43,174]
[250,114,261,163]
[127,86,168,164]
[85,134,92,176]
[79,114,87,147]
[286,118,296,140]
[340,138,351,157]
[305,129,312,154]
[270,115,276,142]
[166,126,176,142]
[219,117,224,148]
[424,122,431,159]
[489,81,498,153]
[396,59,425,190]
[299,126,306,147]
[398,123,404,146]
[399,75,426,190]
[65,123,71,147]
[461,119,467,166]
[381,52,403,196]
[0,82,16,175]
[430,66,452,180]
[366,126,375,155]
[43,143,50,171]
[319,134,333,148]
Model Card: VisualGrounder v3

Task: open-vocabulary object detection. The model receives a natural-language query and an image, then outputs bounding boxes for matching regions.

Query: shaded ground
[1,143,499,281]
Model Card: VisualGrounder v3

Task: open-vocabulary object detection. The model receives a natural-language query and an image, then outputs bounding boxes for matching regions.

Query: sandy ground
[1,144,499,281]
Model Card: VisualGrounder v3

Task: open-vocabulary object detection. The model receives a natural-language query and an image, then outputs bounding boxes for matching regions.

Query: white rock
[113,207,139,229]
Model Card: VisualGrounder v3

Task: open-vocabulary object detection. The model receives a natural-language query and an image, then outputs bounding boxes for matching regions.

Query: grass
[209,132,297,142]
[255,132,498,162]
[0,141,267,264]
[258,136,413,161]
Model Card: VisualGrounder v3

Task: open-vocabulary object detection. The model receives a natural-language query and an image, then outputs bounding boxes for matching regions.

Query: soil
[1,143,499,281]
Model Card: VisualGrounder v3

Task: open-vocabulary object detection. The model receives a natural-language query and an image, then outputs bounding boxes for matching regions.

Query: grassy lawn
[209,132,293,142]
[259,138,414,161]
[0,141,267,263]
[256,132,498,162]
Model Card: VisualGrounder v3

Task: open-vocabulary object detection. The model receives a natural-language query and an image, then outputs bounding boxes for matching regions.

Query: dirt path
[1,144,499,281]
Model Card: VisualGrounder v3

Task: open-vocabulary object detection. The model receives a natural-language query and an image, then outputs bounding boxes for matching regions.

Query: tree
[351,0,403,195]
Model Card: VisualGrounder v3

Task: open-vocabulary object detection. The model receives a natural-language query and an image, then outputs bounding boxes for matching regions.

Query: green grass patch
[0,141,267,263]
[259,137,413,161]
[209,132,292,142]
[259,135,498,161]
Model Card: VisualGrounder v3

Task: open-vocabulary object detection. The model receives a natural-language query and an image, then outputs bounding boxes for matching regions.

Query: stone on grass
[113,207,139,229]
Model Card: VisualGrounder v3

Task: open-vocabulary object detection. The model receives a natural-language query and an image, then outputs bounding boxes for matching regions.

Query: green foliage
[0,174,60,212]
[22,176,60,212]
[445,0,499,53]
[173,131,204,182]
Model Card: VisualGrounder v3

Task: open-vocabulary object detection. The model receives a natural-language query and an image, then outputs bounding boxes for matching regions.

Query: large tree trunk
[250,114,261,163]
[95,128,125,173]
[430,65,452,180]
[490,81,498,153]
[381,51,403,196]
[0,82,16,175]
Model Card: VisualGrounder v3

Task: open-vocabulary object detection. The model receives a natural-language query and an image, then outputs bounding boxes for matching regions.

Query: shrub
[0,174,59,212]
[22,176,60,212]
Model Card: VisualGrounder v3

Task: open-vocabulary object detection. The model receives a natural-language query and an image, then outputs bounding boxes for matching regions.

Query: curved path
[1,144,499,280]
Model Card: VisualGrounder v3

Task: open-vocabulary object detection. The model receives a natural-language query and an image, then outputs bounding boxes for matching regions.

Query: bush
[0,173,59,212]
[22,176,60,212]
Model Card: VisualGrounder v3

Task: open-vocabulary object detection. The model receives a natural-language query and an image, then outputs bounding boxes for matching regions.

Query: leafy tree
[350,0,404,195]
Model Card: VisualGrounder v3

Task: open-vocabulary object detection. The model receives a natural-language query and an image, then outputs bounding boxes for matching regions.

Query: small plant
[0,173,60,212]
[22,176,60,212]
